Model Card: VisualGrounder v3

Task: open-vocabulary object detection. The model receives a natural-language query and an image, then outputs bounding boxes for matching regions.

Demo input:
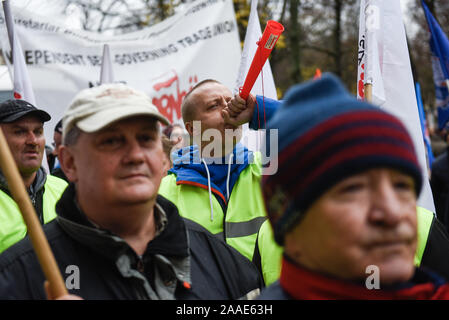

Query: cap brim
[75,105,170,133]
[1,109,51,123]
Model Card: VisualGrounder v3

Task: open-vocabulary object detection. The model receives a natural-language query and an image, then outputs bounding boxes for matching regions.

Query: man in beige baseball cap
[0,83,263,300]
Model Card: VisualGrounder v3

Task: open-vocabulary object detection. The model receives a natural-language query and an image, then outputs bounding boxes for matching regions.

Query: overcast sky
[10,0,417,32]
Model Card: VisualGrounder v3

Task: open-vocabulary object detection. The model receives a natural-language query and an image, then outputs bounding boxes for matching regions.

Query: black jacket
[50,167,69,183]
[431,148,449,231]
[420,214,449,280]
[0,184,263,300]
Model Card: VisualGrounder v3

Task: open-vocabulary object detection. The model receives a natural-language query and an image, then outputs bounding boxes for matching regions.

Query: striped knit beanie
[262,73,422,245]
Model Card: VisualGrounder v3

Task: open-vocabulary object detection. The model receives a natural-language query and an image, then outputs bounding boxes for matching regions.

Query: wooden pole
[0,127,67,298]
[364,83,373,103]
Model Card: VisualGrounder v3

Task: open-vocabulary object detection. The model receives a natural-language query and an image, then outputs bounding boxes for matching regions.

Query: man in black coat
[0,83,262,300]
[431,129,449,232]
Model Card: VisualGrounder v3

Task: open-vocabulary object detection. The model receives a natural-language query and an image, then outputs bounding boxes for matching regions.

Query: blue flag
[422,0,449,130]
[416,82,434,168]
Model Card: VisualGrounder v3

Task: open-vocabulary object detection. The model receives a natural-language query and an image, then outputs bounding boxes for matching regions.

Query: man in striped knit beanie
[226,73,449,299]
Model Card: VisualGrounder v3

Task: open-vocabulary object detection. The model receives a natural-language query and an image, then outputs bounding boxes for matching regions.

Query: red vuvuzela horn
[239,20,284,100]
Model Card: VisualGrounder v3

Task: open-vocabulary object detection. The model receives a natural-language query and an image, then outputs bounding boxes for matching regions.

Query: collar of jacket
[279,255,449,300]
[55,184,191,298]
[0,167,47,198]
[169,143,253,208]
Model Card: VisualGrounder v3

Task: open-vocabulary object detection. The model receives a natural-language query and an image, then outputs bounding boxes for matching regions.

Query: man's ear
[185,121,193,137]
[58,145,78,183]
[283,231,304,264]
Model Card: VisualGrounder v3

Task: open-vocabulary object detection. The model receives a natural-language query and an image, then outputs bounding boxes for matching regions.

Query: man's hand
[222,93,257,127]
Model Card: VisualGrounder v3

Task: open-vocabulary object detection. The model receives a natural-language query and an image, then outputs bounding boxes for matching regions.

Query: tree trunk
[289,0,302,83]
[158,0,167,21]
[333,0,342,77]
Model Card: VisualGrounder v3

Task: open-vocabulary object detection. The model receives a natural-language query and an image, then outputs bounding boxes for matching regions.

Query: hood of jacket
[0,167,47,199]
[168,143,254,212]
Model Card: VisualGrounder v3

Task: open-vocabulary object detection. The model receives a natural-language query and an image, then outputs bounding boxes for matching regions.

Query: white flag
[99,44,114,85]
[2,0,36,105]
[358,0,435,212]
[235,0,277,99]
[235,0,277,151]
[2,1,50,172]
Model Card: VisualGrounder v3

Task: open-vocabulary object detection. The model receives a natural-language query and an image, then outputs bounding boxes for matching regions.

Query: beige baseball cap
[62,83,169,139]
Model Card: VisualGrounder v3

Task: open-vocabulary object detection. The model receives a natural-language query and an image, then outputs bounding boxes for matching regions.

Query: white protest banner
[357,0,435,212]
[0,0,242,143]
[2,0,36,105]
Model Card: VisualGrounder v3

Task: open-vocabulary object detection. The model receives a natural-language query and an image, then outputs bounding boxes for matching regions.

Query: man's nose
[369,178,405,227]
[25,131,38,145]
[219,97,228,108]
[123,139,145,163]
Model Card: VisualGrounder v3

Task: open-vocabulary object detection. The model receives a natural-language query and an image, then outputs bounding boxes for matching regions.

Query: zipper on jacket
[136,256,145,273]
[30,194,41,224]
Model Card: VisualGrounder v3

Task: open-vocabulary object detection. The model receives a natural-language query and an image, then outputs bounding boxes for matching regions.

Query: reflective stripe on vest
[414,206,433,267]
[0,175,67,253]
[226,216,267,238]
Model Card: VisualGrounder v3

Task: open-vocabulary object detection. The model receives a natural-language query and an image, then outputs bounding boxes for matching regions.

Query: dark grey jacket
[431,148,449,232]
[0,184,263,300]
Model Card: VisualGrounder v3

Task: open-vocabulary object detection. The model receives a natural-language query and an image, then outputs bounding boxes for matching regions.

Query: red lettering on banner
[151,71,198,123]
[358,63,365,99]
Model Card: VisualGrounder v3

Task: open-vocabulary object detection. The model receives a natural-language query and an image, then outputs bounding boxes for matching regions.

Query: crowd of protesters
[1,73,449,300]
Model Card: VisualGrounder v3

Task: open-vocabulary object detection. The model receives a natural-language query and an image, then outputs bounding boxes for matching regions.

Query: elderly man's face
[65,116,166,207]
[284,168,417,286]
[1,116,45,176]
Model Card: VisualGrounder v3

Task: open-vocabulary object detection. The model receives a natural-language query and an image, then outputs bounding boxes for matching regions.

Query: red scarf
[280,257,449,300]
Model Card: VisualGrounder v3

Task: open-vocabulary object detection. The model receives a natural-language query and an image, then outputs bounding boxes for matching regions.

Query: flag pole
[99,44,114,85]
[0,127,68,298]
[2,0,14,51]
[364,83,373,103]
[362,0,373,104]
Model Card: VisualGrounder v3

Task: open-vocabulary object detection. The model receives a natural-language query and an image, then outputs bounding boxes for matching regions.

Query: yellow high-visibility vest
[0,175,67,253]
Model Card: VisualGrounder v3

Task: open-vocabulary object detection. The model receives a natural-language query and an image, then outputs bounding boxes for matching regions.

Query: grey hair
[63,125,82,146]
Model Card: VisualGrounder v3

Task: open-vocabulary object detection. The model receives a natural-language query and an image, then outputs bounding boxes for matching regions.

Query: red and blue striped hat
[262,73,422,245]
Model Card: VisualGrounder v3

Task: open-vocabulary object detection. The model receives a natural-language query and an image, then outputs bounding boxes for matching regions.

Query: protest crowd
[1,0,449,302]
